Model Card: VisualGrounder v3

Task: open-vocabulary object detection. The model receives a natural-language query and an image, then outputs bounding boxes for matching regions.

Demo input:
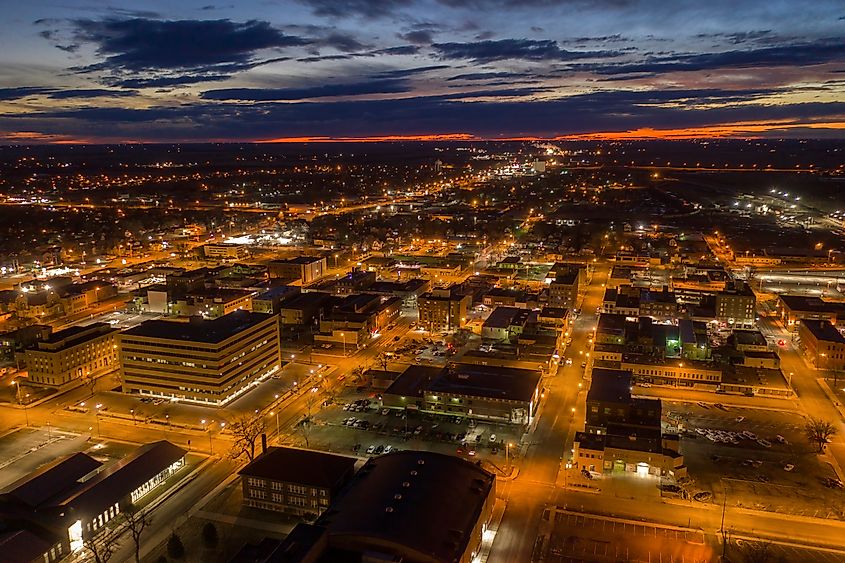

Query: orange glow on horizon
[256,133,477,143]
[555,120,845,140]
[5,119,845,145]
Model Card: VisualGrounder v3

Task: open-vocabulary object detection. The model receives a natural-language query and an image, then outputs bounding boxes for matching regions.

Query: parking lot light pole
[270,411,279,436]
[506,442,512,471]
[202,419,214,454]
[94,403,102,436]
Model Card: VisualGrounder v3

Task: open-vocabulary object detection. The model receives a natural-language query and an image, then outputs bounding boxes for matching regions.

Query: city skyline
[1,0,844,143]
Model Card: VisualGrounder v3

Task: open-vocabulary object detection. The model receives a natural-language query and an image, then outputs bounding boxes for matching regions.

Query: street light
[94,403,102,436]
[202,419,214,454]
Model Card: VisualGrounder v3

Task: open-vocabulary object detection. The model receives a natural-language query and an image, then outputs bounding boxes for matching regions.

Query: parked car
[489,434,497,443]
[366,445,377,454]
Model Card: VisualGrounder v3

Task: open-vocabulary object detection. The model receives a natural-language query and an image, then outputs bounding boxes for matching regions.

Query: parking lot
[542,509,712,562]
[728,538,845,563]
[668,401,845,517]
[301,387,524,474]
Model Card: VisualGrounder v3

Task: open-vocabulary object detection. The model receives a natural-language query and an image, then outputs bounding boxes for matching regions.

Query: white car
[489,434,497,443]
[366,445,377,455]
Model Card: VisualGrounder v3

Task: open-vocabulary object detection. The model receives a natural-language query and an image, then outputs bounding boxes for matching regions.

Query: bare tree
[805,418,837,452]
[124,504,152,563]
[376,353,389,372]
[229,415,266,461]
[83,531,117,563]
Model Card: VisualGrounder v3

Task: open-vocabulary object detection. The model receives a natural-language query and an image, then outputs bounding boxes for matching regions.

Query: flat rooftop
[386,364,541,403]
[318,451,494,563]
[587,368,634,404]
[239,447,356,489]
[802,319,845,344]
[121,309,274,343]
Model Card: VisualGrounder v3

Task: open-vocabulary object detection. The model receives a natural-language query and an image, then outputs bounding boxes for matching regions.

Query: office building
[417,285,471,332]
[547,264,582,308]
[25,323,117,389]
[714,280,756,328]
[574,369,685,478]
[269,257,327,284]
[798,319,845,371]
[119,310,280,405]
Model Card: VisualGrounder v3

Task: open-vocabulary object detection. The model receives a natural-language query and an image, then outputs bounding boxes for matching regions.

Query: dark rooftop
[51,441,186,516]
[801,319,845,344]
[780,295,845,313]
[539,306,568,319]
[239,447,356,489]
[121,309,274,343]
[43,322,112,345]
[431,363,541,403]
[0,452,102,508]
[587,369,634,404]
[317,451,494,563]
[385,363,541,403]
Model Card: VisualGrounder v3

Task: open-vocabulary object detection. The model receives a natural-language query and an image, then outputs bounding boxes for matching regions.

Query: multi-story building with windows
[798,319,845,371]
[547,266,581,308]
[25,323,118,389]
[268,256,327,284]
[239,447,356,517]
[417,286,470,332]
[118,310,280,405]
[715,281,756,328]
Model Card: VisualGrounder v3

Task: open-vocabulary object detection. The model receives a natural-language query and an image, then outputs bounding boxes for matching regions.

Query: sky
[0,0,844,143]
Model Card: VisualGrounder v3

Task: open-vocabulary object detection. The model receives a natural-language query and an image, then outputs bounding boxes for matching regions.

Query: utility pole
[720,481,728,561]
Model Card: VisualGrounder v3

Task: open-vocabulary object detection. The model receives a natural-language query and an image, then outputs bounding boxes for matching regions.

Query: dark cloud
[562,34,625,44]
[437,0,634,8]
[0,87,54,100]
[376,65,451,78]
[432,39,619,63]
[71,18,309,71]
[318,32,368,52]
[200,78,412,100]
[112,74,232,88]
[399,30,433,44]
[587,38,845,75]
[373,45,420,55]
[47,89,136,99]
[297,0,414,18]
[447,71,529,81]
[11,86,843,142]
[297,44,419,62]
